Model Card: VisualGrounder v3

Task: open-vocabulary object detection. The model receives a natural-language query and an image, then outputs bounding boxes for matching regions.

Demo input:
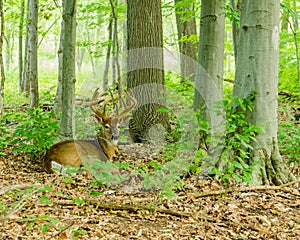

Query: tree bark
[54,11,64,115]
[233,0,295,185]
[127,0,170,143]
[0,0,5,119]
[18,0,25,92]
[229,0,240,62]
[22,0,30,95]
[60,0,77,139]
[102,18,112,91]
[174,0,197,82]
[193,0,225,175]
[28,0,39,108]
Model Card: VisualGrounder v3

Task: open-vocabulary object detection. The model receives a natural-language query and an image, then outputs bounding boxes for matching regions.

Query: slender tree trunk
[4,34,11,73]
[229,0,239,62]
[54,14,64,114]
[121,0,127,88]
[233,0,295,185]
[103,18,113,91]
[174,0,197,82]
[0,0,5,119]
[60,0,77,139]
[85,19,96,77]
[193,0,225,176]
[127,0,170,143]
[18,0,25,92]
[28,0,39,108]
[22,0,30,95]
[110,0,121,92]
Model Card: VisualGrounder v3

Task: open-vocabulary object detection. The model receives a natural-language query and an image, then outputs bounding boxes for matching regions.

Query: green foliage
[278,112,300,166]
[1,92,59,158]
[10,107,59,158]
[210,93,262,185]
[83,157,125,185]
[165,71,194,103]
[222,4,240,24]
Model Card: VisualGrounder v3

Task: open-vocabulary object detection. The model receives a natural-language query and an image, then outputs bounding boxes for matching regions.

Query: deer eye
[104,124,110,130]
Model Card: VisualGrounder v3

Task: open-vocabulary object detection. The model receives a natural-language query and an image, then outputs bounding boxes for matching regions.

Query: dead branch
[0,184,40,195]
[0,188,39,221]
[194,179,300,198]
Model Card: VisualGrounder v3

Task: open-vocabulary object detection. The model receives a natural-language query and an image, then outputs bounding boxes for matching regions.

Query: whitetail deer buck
[43,89,136,174]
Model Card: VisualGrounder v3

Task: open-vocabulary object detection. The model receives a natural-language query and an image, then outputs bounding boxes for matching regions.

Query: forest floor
[0,142,299,240]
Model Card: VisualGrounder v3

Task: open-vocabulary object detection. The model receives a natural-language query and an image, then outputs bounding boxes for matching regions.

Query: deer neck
[97,135,118,160]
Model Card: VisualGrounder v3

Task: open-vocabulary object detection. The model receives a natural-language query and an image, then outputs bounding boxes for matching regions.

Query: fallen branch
[0,188,39,221]
[194,179,300,198]
[0,184,40,195]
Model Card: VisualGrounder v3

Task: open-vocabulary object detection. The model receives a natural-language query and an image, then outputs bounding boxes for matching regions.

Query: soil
[0,142,299,240]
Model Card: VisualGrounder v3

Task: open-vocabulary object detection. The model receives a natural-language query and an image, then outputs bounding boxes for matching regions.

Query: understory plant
[1,92,59,159]
[209,93,262,185]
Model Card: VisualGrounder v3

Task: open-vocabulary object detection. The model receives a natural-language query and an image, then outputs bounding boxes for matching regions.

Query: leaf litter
[0,143,299,240]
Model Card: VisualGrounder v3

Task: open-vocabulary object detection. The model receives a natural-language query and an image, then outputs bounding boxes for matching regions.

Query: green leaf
[156,107,169,113]
[90,191,102,196]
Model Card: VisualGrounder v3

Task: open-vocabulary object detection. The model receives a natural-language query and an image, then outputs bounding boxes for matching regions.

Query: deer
[43,89,137,174]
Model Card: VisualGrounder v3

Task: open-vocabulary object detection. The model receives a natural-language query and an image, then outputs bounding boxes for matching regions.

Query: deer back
[43,140,109,173]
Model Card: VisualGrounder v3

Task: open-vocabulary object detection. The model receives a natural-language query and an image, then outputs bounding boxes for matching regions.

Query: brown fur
[43,89,136,174]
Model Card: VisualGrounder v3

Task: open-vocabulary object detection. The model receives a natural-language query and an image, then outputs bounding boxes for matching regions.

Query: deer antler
[90,88,109,121]
[115,89,137,120]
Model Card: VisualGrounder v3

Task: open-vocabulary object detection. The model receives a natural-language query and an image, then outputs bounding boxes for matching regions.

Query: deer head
[90,88,137,158]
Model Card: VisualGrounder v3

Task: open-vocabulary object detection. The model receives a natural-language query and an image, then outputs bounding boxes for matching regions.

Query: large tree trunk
[193,0,225,175]
[233,0,295,185]
[60,0,77,139]
[127,0,170,143]
[174,0,197,82]
[28,0,39,108]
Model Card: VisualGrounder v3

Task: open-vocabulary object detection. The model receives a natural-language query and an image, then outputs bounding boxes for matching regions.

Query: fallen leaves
[0,144,299,239]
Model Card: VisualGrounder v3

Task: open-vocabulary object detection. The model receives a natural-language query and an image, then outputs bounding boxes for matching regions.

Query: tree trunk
[54,13,64,115]
[0,0,5,119]
[110,0,121,91]
[22,0,30,95]
[102,18,112,91]
[193,0,225,175]
[174,0,197,82]
[127,0,170,143]
[233,0,295,185]
[28,0,39,108]
[60,0,77,139]
[229,0,239,62]
[18,0,25,92]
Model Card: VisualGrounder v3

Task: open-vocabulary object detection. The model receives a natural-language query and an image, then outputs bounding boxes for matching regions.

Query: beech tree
[28,0,39,108]
[193,0,225,175]
[60,0,77,139]
[233,0,295,185]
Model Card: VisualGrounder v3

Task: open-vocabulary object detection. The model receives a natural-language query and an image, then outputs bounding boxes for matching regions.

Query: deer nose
[112,133,119,141]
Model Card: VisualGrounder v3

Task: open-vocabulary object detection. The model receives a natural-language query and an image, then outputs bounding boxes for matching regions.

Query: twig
[194,179,300,198]
[0,188,38,221]
[51,221,75,239]
[0,184,40,195]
